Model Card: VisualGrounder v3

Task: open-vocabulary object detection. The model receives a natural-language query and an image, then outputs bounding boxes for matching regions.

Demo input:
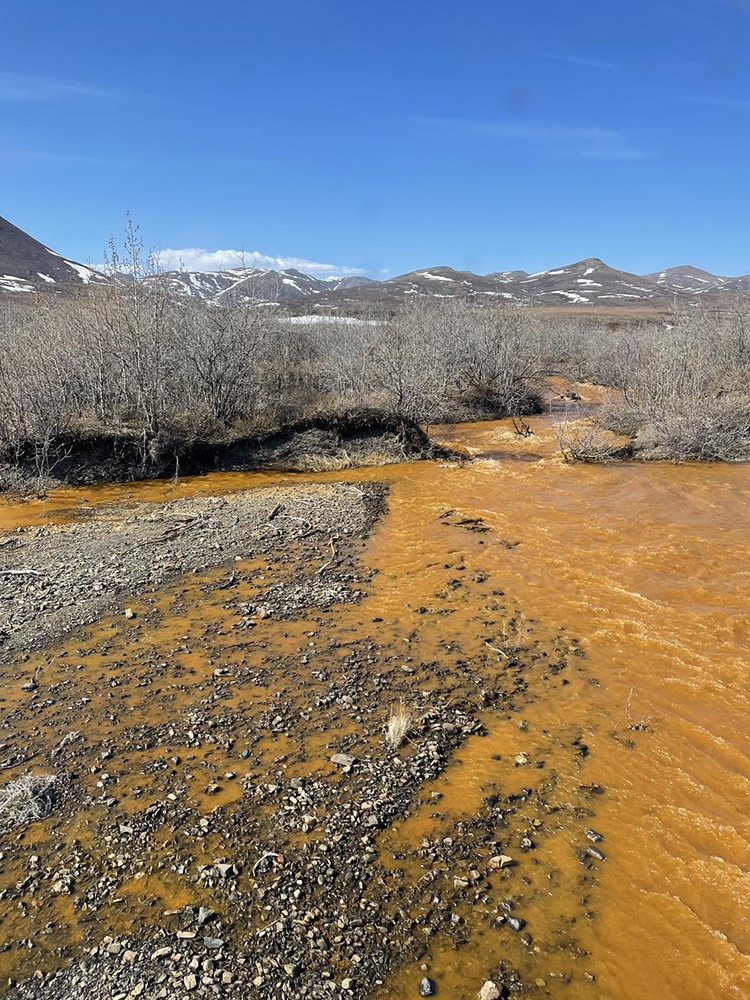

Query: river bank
[0,411,450,494]
[0,469,604,1000]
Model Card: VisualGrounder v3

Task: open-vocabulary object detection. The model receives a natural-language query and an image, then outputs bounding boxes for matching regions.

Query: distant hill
[2,214,749,308]
[0,215,105,293]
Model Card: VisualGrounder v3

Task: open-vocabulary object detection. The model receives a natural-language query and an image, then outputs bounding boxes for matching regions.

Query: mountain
[2,214,749,308]
[382,266,520,300]
[518,257,665,306]
[644,265,725,294]
[144,268,378,304]
[0,215,104,293]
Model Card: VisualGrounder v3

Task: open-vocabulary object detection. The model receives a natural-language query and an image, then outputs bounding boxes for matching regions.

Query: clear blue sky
[2,0,749,278]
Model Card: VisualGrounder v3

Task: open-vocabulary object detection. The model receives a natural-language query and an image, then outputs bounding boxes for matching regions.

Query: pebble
[419,976,437,996]
[478,982,501,1000]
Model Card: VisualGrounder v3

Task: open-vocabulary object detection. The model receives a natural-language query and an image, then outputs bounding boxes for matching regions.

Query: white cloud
[685,95,750,110]
[154,247,366,277]
[0,72,111,102]
[541,52,618,71]
[419,118,647,161]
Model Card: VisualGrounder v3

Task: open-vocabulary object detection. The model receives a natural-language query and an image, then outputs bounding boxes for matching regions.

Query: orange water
[1,397,748,999]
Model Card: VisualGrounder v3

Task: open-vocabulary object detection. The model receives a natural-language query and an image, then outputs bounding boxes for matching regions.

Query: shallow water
[1,395,748,999]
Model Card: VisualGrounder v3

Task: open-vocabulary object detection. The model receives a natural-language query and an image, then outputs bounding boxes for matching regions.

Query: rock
[419,977,437,996]
[341,978,354,990]
[184,973,198,990]
[514,753,530,766]
[331,753,356,767]
[124,608,135,619]
[203,937,224,950]
[488,855,514,871]
[506,916,526,932]
[478,983,500,1000]
[197,906,215,925]
[585,828,604,843]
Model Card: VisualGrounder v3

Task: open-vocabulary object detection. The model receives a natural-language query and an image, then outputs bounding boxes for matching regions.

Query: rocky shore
[0,479,607,1000]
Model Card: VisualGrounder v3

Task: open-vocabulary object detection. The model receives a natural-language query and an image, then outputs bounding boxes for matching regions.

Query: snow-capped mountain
[517,257,664,305]
[2,214,750,308]
[0,215,105,293]
[144,268,378,303]
[644,265,726,294]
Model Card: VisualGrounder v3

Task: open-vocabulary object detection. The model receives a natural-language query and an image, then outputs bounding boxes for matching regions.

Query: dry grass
[385,701,414,750]
[0,774,58,831]
[289,450,402,473]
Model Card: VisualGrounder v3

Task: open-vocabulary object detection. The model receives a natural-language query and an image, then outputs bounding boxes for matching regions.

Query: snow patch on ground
[282,316,381,326]
[0,275,34,292]
[548,290,590,303]
[419,272,454,282]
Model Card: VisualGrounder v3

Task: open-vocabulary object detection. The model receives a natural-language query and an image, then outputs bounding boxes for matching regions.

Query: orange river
[1,401,748,1000]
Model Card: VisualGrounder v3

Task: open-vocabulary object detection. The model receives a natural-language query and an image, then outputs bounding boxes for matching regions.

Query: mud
[0,482,385,662]
[0,472,603,1000]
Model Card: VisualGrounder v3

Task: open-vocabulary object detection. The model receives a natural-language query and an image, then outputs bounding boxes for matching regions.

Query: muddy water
[372,416,750,1000]
[1,396,749,1000]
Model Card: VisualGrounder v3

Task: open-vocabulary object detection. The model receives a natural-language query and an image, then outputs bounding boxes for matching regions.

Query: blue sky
[2,0,749,278]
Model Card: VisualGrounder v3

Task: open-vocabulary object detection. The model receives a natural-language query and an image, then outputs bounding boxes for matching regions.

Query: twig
[484,640,509,659]
[317,537,338,574]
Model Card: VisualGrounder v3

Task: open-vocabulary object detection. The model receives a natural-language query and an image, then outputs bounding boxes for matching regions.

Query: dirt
[2,409,447,490]
[0,482,386,662]
[0,476,607,1000]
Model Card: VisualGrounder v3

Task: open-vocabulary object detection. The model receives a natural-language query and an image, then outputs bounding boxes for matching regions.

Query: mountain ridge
[1,214,749,308]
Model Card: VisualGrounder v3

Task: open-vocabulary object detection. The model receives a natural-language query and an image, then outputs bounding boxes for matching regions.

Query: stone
[197,907,215,926]
[488,855,514,871]
[419,976,437,996]
[183,973,198,990]
[331,753,356,767]
[203,938,224,950]
[478,983,500,1000]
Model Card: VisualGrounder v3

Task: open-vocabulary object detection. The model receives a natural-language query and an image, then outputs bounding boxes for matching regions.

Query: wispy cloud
[684,95,750,110]
[155,247,366,277]
[419,118,647,161]
[541,52,618,71]
[0,72,112,102]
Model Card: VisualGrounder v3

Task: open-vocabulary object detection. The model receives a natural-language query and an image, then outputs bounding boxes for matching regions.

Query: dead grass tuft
[0,774,58,831]
[385,701,414,750]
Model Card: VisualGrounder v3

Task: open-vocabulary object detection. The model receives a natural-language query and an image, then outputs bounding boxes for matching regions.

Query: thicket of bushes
[0,272,748,478]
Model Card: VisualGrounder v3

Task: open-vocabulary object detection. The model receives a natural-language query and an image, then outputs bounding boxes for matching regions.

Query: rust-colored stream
[1,392,748,1000]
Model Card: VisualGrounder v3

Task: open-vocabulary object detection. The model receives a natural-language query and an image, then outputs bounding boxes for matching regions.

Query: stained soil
[1,410,445,490]
[0,481,386,662]
[0,473,605,1000]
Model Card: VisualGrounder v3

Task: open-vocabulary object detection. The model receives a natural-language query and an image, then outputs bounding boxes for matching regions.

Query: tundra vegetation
[0,257,748,484]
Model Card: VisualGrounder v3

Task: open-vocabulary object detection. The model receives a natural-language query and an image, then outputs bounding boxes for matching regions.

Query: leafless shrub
[0,774,58,831]
[626,689,654,732]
